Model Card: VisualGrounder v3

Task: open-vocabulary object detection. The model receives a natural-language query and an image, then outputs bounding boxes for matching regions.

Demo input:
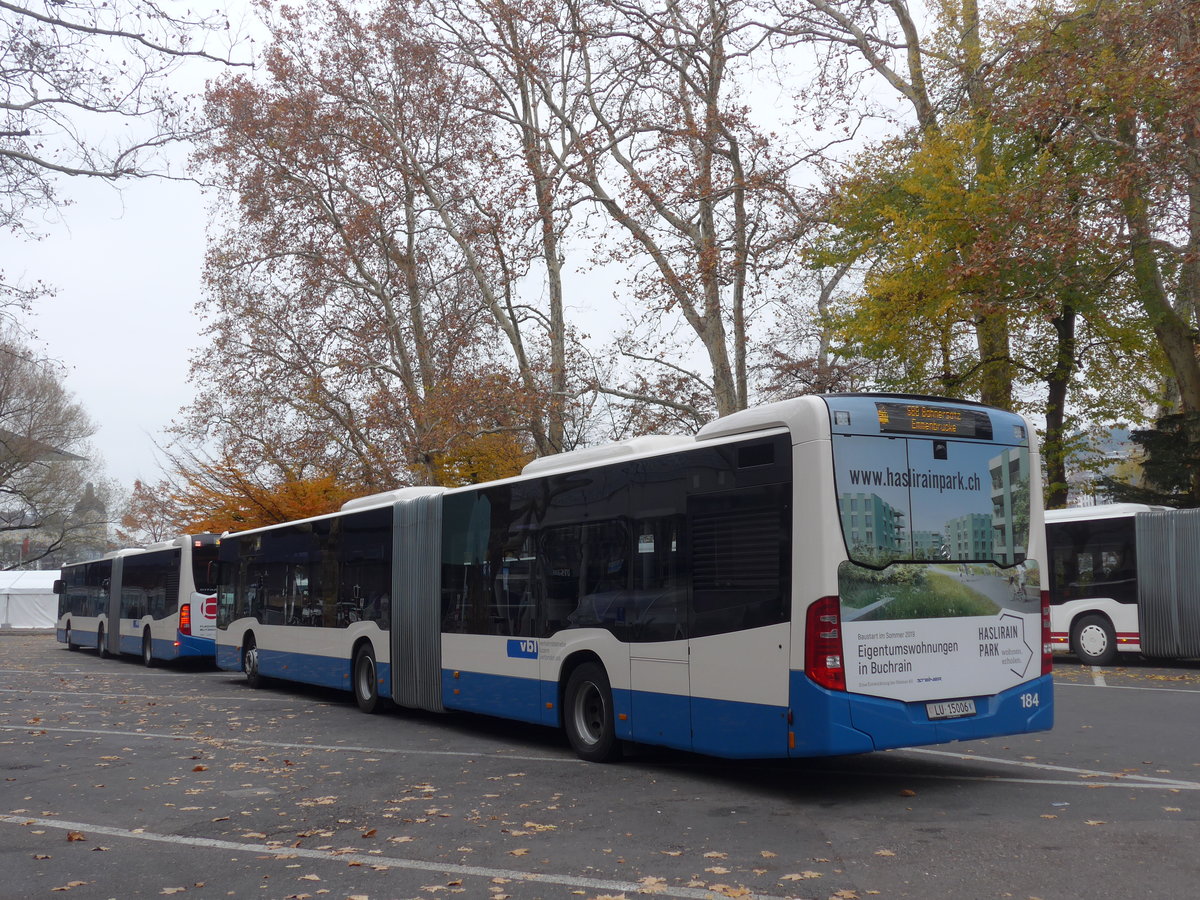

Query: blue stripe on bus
[58,628,99,648]
[214,645,392,699]
[789,670,1055,756]
[442,669,789,757]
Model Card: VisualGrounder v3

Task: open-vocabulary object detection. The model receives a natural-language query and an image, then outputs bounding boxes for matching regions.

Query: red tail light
[179,603,192,636]
[805,596,846,691]
[1041,590,1052,675]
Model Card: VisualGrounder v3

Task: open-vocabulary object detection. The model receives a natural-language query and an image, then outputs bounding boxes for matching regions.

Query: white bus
[55,535,221,665]
[1046,503,1200,665]
[216,394,1052,760]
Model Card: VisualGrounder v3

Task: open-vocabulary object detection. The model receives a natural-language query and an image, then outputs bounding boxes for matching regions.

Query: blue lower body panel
[216,644,392,699]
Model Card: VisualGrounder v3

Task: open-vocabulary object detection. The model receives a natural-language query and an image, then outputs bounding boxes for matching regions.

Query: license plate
[926,698,977,720]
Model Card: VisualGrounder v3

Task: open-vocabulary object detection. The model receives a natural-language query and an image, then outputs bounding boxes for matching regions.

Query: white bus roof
[1045,502,1170,522]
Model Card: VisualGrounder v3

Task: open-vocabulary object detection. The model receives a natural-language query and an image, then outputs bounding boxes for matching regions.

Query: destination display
[876,402,993,440]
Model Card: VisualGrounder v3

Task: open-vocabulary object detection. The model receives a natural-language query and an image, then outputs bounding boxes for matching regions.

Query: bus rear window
[828,399,1031,567]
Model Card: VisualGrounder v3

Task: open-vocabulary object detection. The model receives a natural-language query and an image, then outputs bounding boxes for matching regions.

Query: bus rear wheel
[142,630,156,668]
[97,624,109,659]
[1072,614,1118,667]
[243,637,263,689]
[353,645,379,714]
[563,662,619,763]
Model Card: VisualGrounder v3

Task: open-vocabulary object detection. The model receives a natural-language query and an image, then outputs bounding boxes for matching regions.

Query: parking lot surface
[3,634,1199,899]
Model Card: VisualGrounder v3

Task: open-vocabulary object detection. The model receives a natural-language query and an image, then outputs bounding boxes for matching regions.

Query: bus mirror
[52,579,64,594]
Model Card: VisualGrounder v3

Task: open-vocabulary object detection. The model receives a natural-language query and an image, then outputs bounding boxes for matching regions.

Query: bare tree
[0,329,112,568]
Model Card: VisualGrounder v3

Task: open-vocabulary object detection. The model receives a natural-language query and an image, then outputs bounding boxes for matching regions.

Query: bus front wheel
[353,645,379,714]
[563,662,619,763]
[65,625,78,651]
[97,624,109,659]
[1072,614,1118,667]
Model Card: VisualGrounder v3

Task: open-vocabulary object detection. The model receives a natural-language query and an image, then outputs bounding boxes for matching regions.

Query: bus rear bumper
[789,671,1054,756]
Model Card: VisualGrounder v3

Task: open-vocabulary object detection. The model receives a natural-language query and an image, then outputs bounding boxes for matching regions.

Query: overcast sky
[12,174,208,492]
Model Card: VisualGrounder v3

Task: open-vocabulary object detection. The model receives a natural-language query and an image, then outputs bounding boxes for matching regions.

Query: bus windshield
[829,398,1031,567]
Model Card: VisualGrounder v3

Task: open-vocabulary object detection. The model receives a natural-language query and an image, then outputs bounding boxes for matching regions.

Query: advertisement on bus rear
[828,397,1039,701]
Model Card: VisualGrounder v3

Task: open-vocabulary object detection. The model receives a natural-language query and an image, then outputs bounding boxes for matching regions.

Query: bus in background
[215,394,1052,761]
[55,534,221,665]
[1047,503,1200,665]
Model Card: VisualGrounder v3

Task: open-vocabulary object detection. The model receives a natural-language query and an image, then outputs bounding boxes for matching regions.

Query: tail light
[179,602,192,636]
[1041,590,1052,675]
[805,596,846,691]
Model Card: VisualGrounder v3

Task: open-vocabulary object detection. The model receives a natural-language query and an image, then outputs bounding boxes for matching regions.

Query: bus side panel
[442,633,546,725]
[689,695,790,758]
[788,671,876,757]
[689,625,792,757]
[257,642,351,690]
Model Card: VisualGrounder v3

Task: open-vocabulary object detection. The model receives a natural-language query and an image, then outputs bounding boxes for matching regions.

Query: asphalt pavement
[3,633,1199,900]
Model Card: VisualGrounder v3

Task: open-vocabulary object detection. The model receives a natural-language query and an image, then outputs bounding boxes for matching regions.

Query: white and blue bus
[55,534,221,665]
[215,394,1052,760]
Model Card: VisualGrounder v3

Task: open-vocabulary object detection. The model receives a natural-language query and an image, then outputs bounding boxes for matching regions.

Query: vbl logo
[507,639,539,659]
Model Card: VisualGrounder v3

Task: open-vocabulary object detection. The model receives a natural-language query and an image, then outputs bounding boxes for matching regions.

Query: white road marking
[1092,666,1108,686]
[904,747,1200,790]
[0,814,786,900]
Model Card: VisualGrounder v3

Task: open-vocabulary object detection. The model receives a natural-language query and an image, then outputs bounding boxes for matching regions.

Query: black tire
[243,636,263,689]
[97,624,109,659]
[142,630,156,668]
[65,625,78,651]
[1071,614,1118,667]
[353,644,379,714]
[563,662,619,762]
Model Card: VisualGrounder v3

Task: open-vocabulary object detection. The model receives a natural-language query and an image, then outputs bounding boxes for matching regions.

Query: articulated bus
[1047,503,1200,665]
[215,394,1052,760]
[55,534,221,665]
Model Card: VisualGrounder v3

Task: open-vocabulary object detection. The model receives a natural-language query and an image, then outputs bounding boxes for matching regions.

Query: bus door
[624,517,691,751]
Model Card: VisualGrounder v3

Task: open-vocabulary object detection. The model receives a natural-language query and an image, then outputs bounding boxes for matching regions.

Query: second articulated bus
[216,394,1053,760]
[1047,503,1200,665]
[55,534,221,665]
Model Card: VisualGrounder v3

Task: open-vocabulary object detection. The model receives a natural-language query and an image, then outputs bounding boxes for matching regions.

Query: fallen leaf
[160,889,187,895]
[299,874,321,881]
[66,832,86,842]
[509,848,529,857]
[192,765,207,772]
[638,876,667,893]
[760,850,777,858]
[780,871,823,880]
[898,789,917,797]
[34,854,51,860]
[1085,820,1107,826]
[705,866,731,874]
[874,849,895,857]
[362,829,377,838]
[703,851,728,859]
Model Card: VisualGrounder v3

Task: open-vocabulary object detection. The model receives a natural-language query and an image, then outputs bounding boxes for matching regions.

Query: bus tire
[563,662,619,763]
[142,630,157,668]
[65,625,78,651]
[1072,614,1117,667]
[353,644,379,714]
[243,636,263,689]
[97,624,109,659]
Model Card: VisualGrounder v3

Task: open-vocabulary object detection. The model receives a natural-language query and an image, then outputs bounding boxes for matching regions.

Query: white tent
[0,570,59,630]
